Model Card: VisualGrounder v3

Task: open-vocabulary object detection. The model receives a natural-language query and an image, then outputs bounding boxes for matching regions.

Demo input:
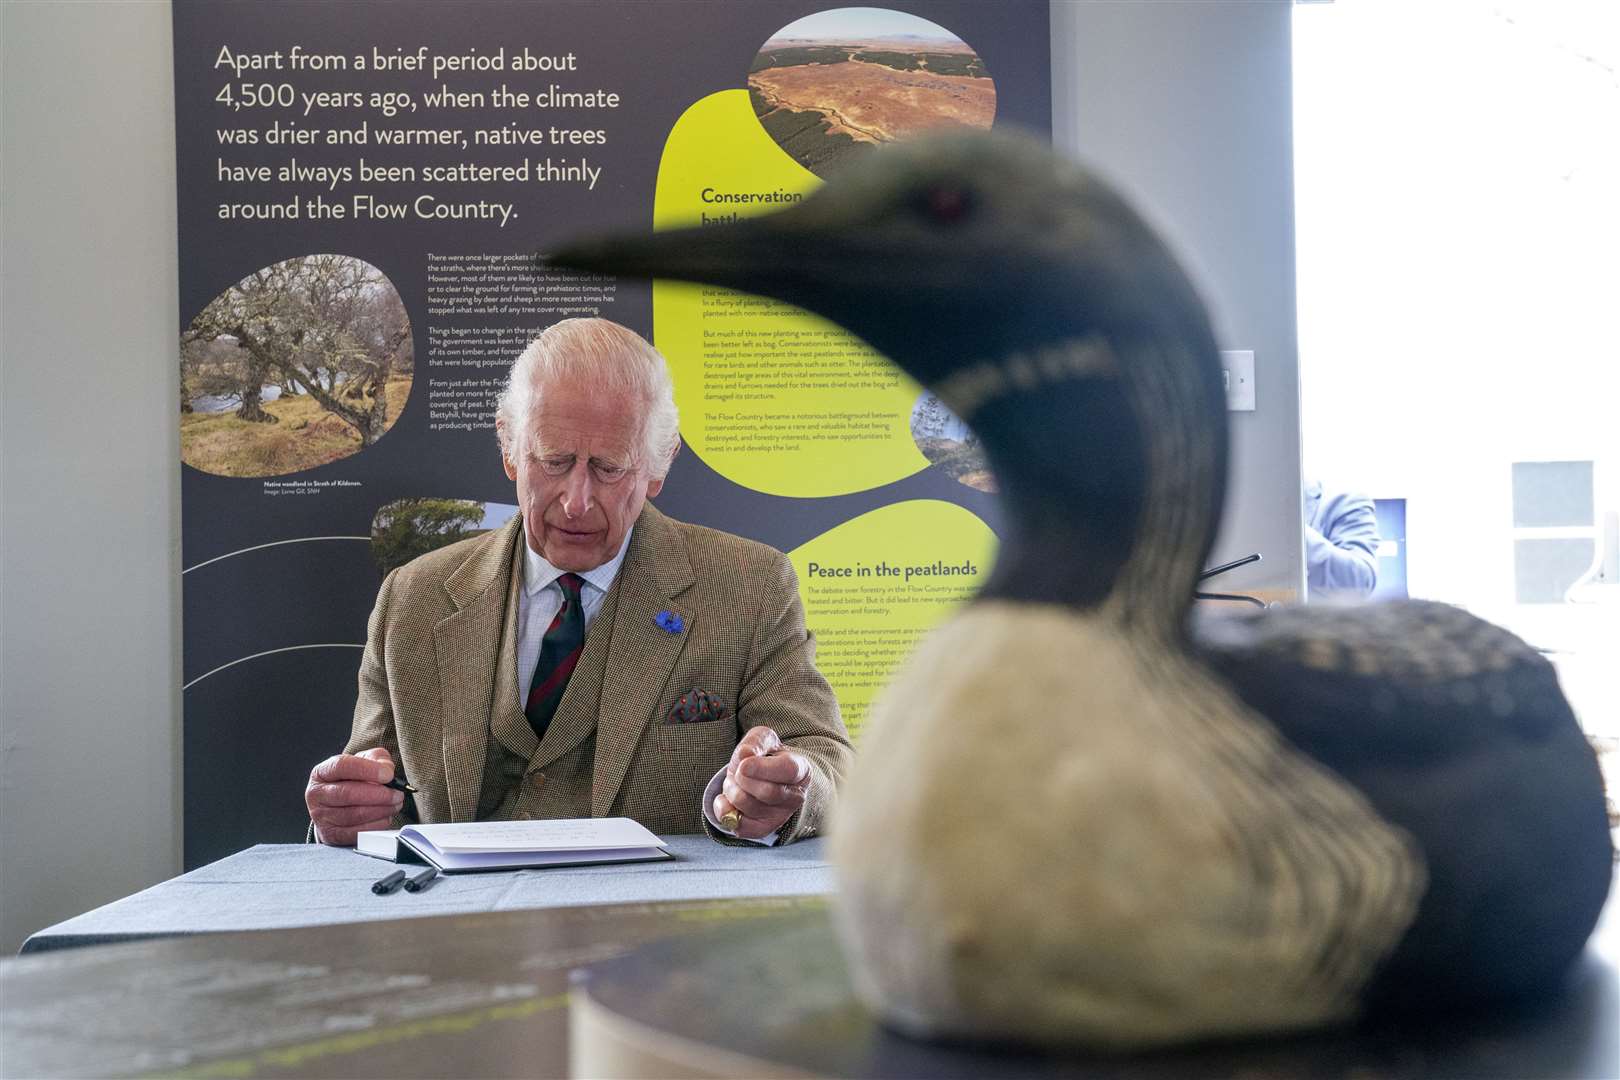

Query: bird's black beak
[545,209,824,311]
[541,195,978,375]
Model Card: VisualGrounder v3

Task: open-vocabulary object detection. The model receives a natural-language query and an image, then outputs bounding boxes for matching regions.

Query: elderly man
[306,317,850,845]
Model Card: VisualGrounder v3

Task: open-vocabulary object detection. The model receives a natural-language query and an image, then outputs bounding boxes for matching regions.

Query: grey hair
[495,318,680,479]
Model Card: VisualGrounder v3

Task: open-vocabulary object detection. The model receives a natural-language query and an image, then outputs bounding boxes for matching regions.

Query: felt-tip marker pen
[371,869,407,895]
[402,867,438,892]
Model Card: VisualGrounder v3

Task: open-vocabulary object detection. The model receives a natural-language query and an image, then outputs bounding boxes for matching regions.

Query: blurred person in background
[1305,479,1379,600]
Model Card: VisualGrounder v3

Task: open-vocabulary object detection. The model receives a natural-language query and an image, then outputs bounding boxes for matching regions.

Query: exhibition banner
[173,0,1051,866]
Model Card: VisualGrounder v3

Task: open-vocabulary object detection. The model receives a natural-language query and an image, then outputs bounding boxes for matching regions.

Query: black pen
[402,867,438,892]
[371,869,407,895]
[383,775,417,793]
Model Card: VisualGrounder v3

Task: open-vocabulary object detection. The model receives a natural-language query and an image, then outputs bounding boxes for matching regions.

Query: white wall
[1052,0,1305,599]
[0,0,1302,953]
[1,0,181,953]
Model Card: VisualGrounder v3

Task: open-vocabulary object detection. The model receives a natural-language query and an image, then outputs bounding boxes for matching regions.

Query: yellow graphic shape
[654,90,928,497]
[789,501,997,739]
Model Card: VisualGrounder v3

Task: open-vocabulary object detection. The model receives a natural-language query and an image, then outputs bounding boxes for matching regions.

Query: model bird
[547,130,1613,1049]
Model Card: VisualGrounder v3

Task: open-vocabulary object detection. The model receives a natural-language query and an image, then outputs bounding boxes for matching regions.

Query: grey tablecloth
[20,836,832,953]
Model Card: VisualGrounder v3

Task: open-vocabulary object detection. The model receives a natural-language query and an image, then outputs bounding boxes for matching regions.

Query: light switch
[1221,350,1255,411]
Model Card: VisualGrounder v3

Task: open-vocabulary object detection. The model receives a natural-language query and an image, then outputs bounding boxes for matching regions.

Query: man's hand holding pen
[712,726,810,840]
[306,747,414,846]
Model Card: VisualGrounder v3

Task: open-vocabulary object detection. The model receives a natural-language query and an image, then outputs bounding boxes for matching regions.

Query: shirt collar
[521,522,633,598]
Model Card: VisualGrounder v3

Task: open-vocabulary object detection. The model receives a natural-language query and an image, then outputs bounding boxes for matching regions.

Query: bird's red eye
[923,185,974,223]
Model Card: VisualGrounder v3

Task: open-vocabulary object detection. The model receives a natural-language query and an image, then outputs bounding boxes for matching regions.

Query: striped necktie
[525,572,586,740]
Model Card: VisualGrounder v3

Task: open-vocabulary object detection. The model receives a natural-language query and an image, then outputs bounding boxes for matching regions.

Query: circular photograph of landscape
[180,254,413,477]
[749,7,996,178]
[910,392,994,493]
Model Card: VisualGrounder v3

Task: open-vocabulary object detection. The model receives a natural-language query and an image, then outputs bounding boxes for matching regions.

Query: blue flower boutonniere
[655,610,684,634]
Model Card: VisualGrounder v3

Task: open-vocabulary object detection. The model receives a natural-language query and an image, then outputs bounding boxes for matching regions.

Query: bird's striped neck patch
[934,334,1118,419]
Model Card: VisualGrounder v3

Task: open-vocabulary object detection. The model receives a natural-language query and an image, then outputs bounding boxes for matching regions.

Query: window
[1293,1,1618,745]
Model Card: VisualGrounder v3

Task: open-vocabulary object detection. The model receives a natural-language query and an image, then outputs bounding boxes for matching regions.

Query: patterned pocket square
[666,689,727,724]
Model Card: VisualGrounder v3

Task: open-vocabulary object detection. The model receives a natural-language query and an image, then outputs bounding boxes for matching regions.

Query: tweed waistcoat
[477,536,618,821]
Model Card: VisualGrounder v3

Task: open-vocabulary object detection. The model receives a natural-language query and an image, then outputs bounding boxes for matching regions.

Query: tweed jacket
[341,503,851,842]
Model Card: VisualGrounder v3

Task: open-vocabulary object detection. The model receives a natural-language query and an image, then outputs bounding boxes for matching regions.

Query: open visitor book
[356,818,672,873]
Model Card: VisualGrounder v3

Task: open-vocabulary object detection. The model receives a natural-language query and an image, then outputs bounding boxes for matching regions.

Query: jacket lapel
[590,504,697,816]
[433,516,525,822]
[485,568,537,764]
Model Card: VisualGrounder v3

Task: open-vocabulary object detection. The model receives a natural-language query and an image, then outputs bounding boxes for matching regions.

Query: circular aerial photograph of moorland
[180,254,413,477]
[911,392,994,493]
[749,7,997,179]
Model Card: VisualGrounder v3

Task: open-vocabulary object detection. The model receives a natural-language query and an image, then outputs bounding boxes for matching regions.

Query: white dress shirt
[514,525,773,845]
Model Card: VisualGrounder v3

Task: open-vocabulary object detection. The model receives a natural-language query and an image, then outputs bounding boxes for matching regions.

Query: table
[7,891,1615,1079]
[574,905,1620,1080]
[3,895,830,1079]
[7,841,1616,1079]
[19,836,832,953]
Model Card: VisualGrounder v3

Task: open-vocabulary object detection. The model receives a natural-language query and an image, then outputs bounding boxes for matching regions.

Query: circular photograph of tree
[370,499,516,576]
[911,392,994,493]
[749,7,996,179]
[180,254,413,477]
